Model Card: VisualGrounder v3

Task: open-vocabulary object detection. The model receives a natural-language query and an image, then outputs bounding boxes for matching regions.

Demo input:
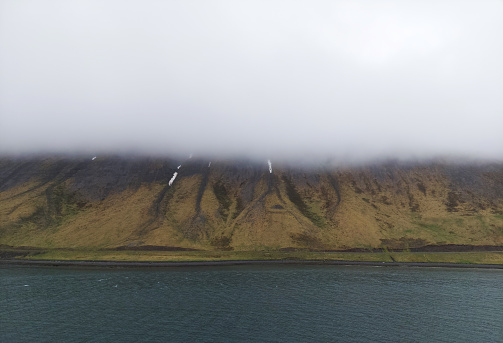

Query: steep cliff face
[1,156,502,250]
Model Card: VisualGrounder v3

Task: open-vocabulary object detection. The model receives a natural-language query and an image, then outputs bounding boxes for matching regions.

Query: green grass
[388,251,503,264]
[13,249,390,262]
[418,223,442,231]
[7,249,503,265]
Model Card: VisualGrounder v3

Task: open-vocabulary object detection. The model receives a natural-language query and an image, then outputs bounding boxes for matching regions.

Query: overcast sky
[0,0,502,161]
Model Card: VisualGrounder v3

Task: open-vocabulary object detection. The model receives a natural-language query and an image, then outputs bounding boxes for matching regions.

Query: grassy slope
[1,158,502,258]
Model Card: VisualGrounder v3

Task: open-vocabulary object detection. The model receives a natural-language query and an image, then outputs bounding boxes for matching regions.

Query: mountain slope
[1,156,502,251]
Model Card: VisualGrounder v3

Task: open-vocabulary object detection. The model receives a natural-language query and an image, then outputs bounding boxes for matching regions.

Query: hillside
[1,156,502,252]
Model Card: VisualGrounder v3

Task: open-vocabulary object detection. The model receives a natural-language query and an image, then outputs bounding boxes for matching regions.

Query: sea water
[1,264,502,342]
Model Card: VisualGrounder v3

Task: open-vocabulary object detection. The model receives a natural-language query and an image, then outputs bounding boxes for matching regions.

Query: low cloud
[1,0,502,162]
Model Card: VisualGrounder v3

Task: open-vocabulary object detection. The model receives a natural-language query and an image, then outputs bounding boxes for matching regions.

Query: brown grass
[1,162,503,253]
[13,249,503,265]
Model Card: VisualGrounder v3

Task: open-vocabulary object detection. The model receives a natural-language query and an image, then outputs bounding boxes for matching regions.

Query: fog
[1,0,502,162]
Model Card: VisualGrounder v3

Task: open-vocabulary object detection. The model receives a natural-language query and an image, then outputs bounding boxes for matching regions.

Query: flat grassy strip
[9,249,503,265]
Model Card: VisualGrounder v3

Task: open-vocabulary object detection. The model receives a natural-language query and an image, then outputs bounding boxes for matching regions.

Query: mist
[1,0,502,162]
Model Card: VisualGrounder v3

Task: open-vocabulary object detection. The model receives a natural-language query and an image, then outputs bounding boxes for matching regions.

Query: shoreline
[2,259,503,269]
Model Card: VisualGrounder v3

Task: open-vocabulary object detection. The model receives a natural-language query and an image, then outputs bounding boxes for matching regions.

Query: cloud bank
[1,0,502,161]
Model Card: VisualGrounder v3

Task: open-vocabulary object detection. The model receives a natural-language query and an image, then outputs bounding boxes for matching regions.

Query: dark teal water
[1,264,502,342]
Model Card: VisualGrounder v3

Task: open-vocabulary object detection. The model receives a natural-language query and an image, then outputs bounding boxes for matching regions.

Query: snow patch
[268,160,272,173]
[92,156,96,160]
[208,162,211,167]
[169,172,178,186]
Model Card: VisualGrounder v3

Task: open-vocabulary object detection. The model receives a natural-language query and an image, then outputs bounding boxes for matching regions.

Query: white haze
[0,0,502,162]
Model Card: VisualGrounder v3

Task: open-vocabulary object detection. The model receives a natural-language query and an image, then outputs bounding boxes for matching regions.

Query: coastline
[2,258,503,269]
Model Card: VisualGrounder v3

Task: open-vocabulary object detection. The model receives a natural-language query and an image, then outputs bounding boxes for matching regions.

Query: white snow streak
[177,165,181,169]
[92,156,96,160]
[169,172,178,186]
[268,160,272,173]
[208,162,211,167]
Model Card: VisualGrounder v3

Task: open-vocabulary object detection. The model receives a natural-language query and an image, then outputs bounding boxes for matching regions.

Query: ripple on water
[1,265,502,342]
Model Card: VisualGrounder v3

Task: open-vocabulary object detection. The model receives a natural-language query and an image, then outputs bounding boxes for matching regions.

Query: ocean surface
[1,264,502,343]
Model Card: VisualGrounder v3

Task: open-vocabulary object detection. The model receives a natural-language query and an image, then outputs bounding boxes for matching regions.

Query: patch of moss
[15,183,84,230]
[213,181,231,221]
[418,222,442,232]
[210,235,233,251]
[282,176,326,228]
[290,233,325,249]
